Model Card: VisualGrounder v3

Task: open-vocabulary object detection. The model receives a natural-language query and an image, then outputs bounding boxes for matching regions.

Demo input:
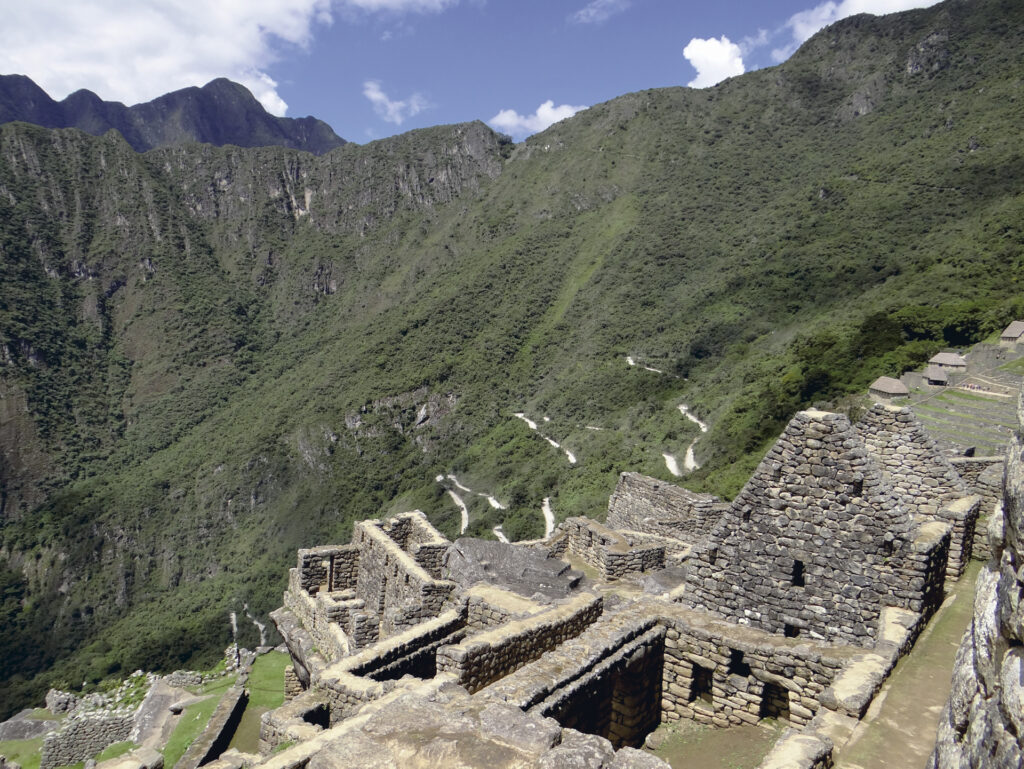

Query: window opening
[792,559,805,588]
[728,649,751,677]
[689,664,713,705]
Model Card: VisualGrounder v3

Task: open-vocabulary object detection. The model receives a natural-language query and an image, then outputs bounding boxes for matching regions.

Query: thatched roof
[869,376,909,395]
[924,365,948,383]
[1001,320,1024,340]
[929,352,967,367]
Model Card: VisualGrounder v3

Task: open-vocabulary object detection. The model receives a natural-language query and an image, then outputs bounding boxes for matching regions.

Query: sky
[0,0,943,143]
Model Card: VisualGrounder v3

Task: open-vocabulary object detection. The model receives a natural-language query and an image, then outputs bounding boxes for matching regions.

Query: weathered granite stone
[929,392,1024,767]
[0,710,60,741]
[536,731,614,769]
[444,538,582,599]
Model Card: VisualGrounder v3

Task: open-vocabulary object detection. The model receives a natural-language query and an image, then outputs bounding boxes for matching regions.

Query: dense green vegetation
[1,0,1022,718]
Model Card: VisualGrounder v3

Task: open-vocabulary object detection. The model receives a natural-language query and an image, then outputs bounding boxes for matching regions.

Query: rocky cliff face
[929,393,1024,768]
[0,76,346,155]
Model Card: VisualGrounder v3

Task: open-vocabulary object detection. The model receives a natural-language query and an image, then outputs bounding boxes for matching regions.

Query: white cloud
[0,0,459,116]
[344,0,457,9]
[570,0,631,25]
[683,36,745,88]
[363,80,428,124]
[488,100,587,138]
[771,0,942,61]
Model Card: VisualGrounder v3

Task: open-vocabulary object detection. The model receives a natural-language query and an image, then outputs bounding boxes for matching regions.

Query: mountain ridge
[0,75,347,155]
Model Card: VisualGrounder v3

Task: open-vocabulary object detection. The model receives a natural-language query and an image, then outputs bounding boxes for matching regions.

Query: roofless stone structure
[247,401,991,769]
[682,409,947,645]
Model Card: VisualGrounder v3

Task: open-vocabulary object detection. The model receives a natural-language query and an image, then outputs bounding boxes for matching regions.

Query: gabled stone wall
[351,513,457,637]
[857,404,979,578]
[856,403,968,517]
[682,410,947,645]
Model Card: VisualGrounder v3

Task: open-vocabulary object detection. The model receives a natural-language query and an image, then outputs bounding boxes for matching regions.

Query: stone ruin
[245,401,994,769]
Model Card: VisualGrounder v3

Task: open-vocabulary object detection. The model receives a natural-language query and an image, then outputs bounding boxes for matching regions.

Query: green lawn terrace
[892,342,1024,458]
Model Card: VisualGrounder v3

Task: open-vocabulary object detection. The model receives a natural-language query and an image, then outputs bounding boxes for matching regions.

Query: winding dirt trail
[447,490,469,534]
[663,453,681,477]
[678,404,708,472]
[436,473,506,535]
[542,497,555,539]
[514,412,577,464]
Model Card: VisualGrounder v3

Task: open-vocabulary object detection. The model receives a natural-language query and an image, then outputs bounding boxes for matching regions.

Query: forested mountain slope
[1,0,1022,715]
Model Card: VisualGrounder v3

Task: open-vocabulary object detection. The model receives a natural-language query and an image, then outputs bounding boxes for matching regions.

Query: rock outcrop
[928,393,1024,768]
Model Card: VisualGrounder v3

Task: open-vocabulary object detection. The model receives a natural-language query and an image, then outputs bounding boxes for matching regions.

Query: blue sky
[0,0,942,143]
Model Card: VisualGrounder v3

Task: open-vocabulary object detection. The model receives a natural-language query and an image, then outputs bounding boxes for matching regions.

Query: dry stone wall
[682,409,947,645]
[435,593,603,693]
[607,472,722,542]
[857,404,978,578]
[40,711,134,769]
[558,517,666,579]
[658,609,851,729]
[928,395,1024,769]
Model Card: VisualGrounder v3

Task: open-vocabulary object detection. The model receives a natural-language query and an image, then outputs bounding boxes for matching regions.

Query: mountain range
[0,75,346,155]
[1,0,1022,716]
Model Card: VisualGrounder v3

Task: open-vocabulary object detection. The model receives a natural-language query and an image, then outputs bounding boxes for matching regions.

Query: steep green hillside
[1,0,1022,715]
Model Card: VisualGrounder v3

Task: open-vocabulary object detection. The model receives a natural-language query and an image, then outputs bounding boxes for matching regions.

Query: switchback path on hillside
[834,560,980,769]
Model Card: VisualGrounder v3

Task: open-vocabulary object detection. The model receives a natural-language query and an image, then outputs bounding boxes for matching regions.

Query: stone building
[929,352,968,371]
[868,375,909,399]
[255,401,991,769]
[680,409,948,645]
[999,319,1024,346]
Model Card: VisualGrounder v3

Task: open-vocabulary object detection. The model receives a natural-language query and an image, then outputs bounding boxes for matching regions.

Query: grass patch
[191,671,236,697]
[161,694,222,769]
[246,652,289,709]
[0,737,43,769]
[94,742,134,762]
[651,719,784,769]
[937,389,1011,404]
[226,706,267,755]
[225,651,291,754]
[26,710,61,721]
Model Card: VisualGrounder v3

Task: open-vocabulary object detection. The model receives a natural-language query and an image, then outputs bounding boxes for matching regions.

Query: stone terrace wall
[478,607,665,749]
[929,395,1024,768]
[971,462,1004,561]
[435,593,603,693]
[311,608,467,723]
[931,496,981,579]
[607,472,721,542]
[950,456,1005,488]
[683,410,947,646]
[40,710,134,769]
